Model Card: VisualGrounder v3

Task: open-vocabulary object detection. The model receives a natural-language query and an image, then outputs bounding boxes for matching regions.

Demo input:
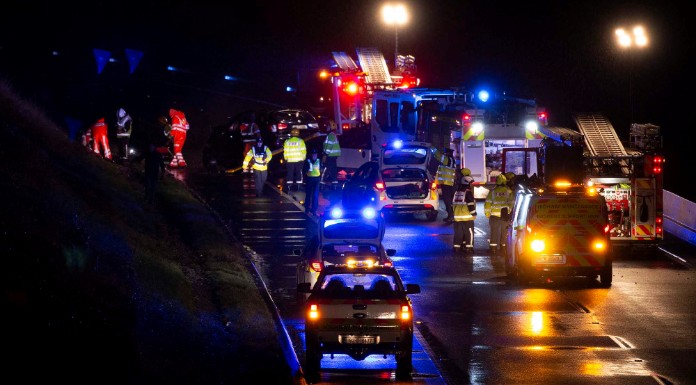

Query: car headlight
[361,207,376,219]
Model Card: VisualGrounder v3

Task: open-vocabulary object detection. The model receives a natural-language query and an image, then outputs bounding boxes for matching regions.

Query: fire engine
[502,113,664,249]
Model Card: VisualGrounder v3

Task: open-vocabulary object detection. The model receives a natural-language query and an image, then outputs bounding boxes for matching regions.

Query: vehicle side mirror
[386,248,396,257]
[405,283,421,294]
[297,282,312,293]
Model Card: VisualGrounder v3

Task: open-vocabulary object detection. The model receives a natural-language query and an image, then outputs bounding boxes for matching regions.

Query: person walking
[432,147,458,222]
[322,120,341,189]
[283,128,306,192]
[168,108,189,168]
[303,147,323,216]
[484,174,514,255]
[242,136,273,197]
[114,107,133,162]
[89,117,112,160]
[452,174,477,254]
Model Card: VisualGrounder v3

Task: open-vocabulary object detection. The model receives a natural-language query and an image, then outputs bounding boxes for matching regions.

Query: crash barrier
[664,190,696,246]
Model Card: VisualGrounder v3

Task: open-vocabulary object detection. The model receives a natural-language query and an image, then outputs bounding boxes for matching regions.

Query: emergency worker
[432,147,458,222]
[242,136,273,197]
[303,147,322,216]
[114,108,133,162]
[452,174,477,253]
[484,174,514,255]
[283,128,306,191]
[89,117,112,160]
[240,111,261,171]
[504,171,517,190]
[322,120,341,188]
[168,108,189,168]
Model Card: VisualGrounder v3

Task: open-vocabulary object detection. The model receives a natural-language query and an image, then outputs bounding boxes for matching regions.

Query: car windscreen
[382,146,428,165]
[319,273,399,296]
[274,110,315,123]
[322,218,381,239]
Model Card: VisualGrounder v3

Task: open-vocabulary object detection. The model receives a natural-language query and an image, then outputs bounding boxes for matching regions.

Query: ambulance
[505,180,613,286]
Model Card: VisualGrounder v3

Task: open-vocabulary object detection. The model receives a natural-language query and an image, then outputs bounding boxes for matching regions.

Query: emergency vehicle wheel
[304,341,321,383]
[395,344,413,380]
[599,266,613,287]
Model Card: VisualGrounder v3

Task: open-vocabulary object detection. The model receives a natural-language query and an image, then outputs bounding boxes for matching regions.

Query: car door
[342,162,379,209]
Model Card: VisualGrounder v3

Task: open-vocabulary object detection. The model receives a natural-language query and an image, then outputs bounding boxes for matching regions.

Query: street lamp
[615,25,648,124]
[382,3,408,69]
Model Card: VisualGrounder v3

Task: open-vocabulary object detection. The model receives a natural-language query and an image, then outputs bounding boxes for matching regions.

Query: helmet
[504,172,515,181]
[291,128,300,137]
[496,174,507,185]
[461,168,471,176]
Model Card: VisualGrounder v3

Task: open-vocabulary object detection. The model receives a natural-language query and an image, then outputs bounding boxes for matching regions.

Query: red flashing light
[277,123,288,131]
[310,261,323,272]
[462,113,472,123]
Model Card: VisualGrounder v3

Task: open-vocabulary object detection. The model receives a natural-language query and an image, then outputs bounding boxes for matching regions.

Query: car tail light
[430,182,437,190]
[400,304,411,321]
[308,303,320,320]
[310,261,322,272]
[278,123,288,131]
[656,214,663,235]
[375,182,385,191]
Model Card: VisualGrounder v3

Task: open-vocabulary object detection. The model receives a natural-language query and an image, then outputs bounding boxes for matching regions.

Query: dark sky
[1,1,693,198]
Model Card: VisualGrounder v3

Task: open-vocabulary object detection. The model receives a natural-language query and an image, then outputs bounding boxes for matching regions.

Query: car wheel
[600,265,613,287]
[425,211,438,222]
[395,343,413,380]
[304,340,322,384]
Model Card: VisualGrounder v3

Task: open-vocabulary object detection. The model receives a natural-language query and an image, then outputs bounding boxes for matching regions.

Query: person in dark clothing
[303,147,322,215]
[133,143,166,203]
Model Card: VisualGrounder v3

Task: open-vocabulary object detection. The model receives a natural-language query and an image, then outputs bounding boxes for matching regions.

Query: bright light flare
[382,3,408,26]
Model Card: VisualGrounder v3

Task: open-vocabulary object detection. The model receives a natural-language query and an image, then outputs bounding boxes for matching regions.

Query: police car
[297,265,421,383]
[296,205,394,304]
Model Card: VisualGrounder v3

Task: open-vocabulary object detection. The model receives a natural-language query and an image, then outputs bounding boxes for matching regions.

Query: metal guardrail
[664,190,696,246]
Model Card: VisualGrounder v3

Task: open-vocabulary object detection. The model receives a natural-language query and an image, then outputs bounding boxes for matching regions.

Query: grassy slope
[0,79,294,384]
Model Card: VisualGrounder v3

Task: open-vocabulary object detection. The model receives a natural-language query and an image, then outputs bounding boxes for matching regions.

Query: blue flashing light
[392,139,403,149]
[477,90,490,103]
[167,66,176,72]
[361,207,376,219]
[330,207,344,219]
[224,75,238,81]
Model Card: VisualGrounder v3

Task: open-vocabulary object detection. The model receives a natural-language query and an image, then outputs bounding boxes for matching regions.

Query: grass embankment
[0,79,294,384]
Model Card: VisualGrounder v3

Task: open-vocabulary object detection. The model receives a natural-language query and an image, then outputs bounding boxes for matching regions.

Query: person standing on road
[114,107,133,163]
[168,108,189,168]
[484,174,514,255]
[243,136,273,197]
[322,120,341,189]
[303,147,323,215]
[89,117,113,160]
[283,128,306,192]
[239,111,261,173]
[452,174,477,254]
[432,147,458,222]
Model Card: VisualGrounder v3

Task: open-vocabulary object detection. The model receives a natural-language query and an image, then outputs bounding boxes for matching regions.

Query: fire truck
[501,113,664,249]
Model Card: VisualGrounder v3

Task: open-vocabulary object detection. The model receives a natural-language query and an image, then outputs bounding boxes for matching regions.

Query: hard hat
[461,168,471,176]
[504,172,515,181]
[496,174,507,185]
[291,128,300,137]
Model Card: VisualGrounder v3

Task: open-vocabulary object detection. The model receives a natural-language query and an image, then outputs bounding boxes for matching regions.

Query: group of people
[81,107,190,169]
[241,120,341,216]
[432,147,515,255]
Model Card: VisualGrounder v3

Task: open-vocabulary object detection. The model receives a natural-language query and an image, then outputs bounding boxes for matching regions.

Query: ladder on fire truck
[574,113,631,176]
[355,47,392,86]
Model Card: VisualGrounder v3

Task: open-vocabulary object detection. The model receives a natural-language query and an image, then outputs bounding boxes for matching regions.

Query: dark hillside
[0,79,294,384]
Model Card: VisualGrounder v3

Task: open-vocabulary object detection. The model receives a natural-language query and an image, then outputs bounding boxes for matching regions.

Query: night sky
[1,1,693,200]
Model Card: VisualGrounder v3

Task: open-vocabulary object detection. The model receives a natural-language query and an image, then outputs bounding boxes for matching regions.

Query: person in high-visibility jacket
[432,147,458,222]
[114,107,133,162]
[168,108,189,168]
[322,121,341,188]
[484,174,514,254]
[302,147,322,216]
[89,117,112,160]
[243,136,273,197]
[452,175,477,254]
[283,128,306,192]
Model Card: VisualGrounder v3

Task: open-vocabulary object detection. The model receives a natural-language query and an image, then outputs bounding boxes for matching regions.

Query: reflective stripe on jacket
[284,137,307,162]
[305,158,321,177]
[433,149,456,186]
